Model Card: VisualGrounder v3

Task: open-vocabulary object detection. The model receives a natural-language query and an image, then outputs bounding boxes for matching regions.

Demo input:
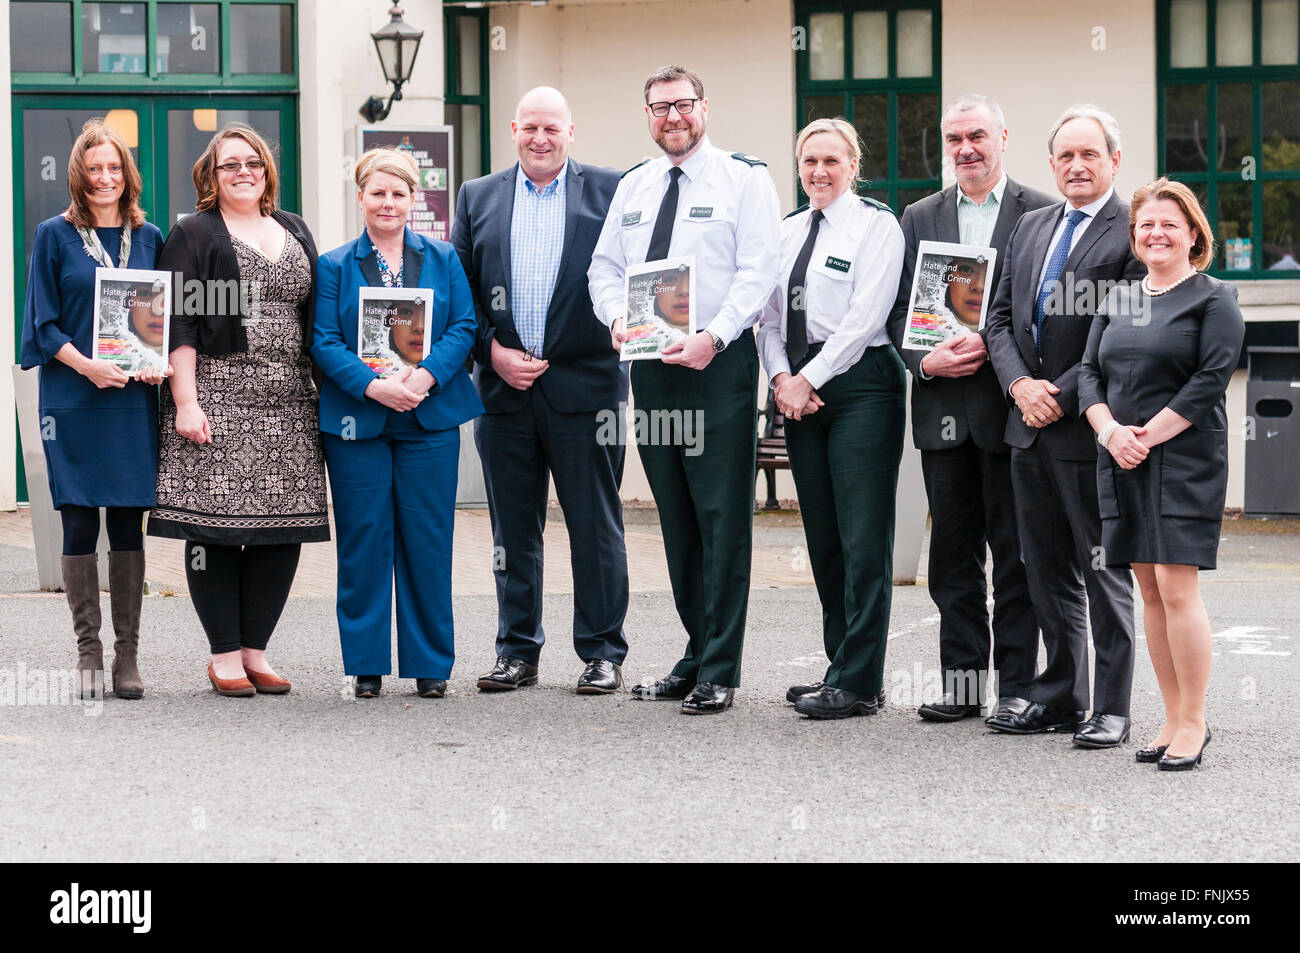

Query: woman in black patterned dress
[149,123,328,697]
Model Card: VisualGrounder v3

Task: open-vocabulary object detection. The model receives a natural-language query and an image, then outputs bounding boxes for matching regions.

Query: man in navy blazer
[451,86,630,694]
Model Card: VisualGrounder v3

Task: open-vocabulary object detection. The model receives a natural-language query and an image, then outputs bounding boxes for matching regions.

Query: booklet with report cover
[902,241,997,350]
[358,287,431,377]
[621,256,696,361]
[92,268,172,373]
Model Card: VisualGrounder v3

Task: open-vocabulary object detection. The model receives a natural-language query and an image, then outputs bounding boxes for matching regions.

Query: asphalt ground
[0,513,1296,863]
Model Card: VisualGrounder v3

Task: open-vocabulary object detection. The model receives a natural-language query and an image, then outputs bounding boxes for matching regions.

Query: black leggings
[60,505,145,555]
[184,541,301,654]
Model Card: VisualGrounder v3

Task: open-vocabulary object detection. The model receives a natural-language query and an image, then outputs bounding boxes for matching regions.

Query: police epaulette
[784,203,809,220]
[731,152,766,167]
[621,158,652,179]
[861,195,894,214]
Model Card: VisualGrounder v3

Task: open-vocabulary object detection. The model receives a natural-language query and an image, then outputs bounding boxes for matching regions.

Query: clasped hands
[1011,377,1064,429]
[1102,423,1150,470]
[83,357,173,389]
[365,364,435,412]
[609,318,717,370]
[920,332,986,378]
[492,337,549,390]
[771,371,823,421]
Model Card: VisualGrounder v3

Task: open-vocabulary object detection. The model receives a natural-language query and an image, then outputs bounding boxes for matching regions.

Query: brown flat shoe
[207,662,255,697]
[244,667,291,694]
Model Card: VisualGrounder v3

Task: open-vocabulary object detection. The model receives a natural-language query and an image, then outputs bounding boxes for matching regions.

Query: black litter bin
[1245,346,1300,517]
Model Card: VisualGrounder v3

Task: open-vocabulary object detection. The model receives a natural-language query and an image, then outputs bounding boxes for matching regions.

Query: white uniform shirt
[588,137,781,346]
[756,188,905,390]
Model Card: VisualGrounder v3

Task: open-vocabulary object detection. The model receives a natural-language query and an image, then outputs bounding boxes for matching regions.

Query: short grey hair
[940,94,1005,132]
[1047,104,1122,156]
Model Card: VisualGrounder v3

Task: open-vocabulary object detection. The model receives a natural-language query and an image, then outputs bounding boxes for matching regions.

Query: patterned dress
[149,232,330,544]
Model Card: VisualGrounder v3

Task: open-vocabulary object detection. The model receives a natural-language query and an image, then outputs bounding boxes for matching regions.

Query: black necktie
[646,167,684,262]
[785,209,824,368]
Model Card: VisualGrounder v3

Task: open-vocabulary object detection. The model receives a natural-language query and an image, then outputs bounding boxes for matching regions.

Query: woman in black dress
[1079,178,1244,771]
[149,122,328,697]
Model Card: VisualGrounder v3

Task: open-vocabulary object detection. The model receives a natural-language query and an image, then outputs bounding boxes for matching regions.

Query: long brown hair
[192,122,280,216]
[63,118,145,229]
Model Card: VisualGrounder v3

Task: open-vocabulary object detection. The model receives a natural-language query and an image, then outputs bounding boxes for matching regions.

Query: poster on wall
[354,125,455,243]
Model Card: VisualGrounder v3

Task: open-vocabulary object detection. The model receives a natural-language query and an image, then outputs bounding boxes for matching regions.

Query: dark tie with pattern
[785,209,825,368]
[1034,208,1087,359]
[646,167,684,262]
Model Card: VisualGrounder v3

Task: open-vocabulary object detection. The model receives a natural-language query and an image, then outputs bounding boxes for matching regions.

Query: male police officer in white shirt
[588,64,781,714]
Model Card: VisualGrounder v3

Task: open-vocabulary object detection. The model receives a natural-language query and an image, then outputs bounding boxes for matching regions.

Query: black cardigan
[160,208,319,356]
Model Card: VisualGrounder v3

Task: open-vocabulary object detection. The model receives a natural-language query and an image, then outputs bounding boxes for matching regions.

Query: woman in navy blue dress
[19,119,167,700]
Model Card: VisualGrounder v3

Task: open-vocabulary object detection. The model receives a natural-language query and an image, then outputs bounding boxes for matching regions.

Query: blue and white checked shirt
[510,161,568,355]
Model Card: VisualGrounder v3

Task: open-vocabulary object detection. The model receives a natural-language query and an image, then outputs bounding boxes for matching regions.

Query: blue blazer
[312,228,484,439]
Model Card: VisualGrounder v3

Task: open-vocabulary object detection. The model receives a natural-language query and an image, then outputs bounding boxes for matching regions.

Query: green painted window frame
[9,0,298,90]
[1157,0,1300,279]
[443,5,490,186]
[794,0,941,214]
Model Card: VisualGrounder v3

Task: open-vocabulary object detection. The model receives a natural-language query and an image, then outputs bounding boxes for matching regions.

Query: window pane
[897,92,940,180]
[10,2,72,72]
[852,11,887,79]
[1216,0,1253,66]
[157,4,220,74]
[1262,81,1300,171]
[851,94,888,184]
[457,16,481,96]
[1262,0,1299,64]
[1169,0,1207,67]
[1217,181,1254,270]
[808,12,844,81]
[804,95,845,124]
[1262,181,1300,269]
[864,188,891,208]
[82,2,145,74]
[1164,84,1208,172]
[168,109,281,224]
[231,4,293,74]
[446,103,481,193]
[898,188,932,216]
[896,9,932,78]
[1218,83,1253,171]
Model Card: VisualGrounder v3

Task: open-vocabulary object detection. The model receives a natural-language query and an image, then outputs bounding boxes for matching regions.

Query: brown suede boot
[62,553,104,700]
[108,550,146,700]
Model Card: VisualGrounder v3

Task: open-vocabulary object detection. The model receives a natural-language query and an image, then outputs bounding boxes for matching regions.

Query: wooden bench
[755,387,789,510]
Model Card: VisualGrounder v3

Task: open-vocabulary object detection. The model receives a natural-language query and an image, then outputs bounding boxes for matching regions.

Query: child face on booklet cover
[127,287,167,349]
[653,272,691,330]
[944,260,986,330]
[388,303,426,365]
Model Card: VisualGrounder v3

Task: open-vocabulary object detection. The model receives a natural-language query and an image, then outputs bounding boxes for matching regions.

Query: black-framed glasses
[215,159,266,175]
[648,98,699,118]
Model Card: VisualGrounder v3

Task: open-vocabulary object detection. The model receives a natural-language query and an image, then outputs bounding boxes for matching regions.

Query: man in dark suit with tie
[985,104,1145,747]
[451,86,629,695]
[887,94,1054,723]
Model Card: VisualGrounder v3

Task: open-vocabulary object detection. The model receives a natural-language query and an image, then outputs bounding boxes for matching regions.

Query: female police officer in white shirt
[757,117,906,719]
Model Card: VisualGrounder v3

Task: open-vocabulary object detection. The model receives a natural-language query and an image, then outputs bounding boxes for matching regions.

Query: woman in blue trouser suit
[312,148,483,698]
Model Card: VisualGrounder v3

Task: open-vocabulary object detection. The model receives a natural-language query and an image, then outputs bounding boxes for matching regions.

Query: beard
[654,122,704,158]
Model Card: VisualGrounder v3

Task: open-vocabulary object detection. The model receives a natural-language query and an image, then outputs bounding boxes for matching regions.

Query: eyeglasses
[648,99,700,118]
[215,159,266,175]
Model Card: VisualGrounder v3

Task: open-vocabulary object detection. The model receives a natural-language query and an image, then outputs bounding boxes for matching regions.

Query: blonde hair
[1129,177,1215,271]
[355,148,421,193]
[795,118,863,186]
[193,122,279,215]
[64,118,146,229]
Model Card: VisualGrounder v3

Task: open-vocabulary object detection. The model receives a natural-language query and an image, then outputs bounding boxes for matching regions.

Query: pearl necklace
[1142,269,1198,296]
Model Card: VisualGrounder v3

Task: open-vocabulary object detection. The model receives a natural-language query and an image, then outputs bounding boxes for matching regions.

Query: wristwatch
[707,331,726,352]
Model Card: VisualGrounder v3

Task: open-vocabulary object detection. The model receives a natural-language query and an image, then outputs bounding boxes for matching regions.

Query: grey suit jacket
[985,189,1146,460]
[887,178,1056,452]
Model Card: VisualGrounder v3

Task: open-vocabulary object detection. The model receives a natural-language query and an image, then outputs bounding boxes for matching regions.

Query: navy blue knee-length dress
[19,215,164,508]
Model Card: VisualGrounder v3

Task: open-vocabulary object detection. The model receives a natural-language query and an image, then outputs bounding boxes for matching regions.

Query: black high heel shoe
[1158,727,1211,771]
[1135,743,1169,763]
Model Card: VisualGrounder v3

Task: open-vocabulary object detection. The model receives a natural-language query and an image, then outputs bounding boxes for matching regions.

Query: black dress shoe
[576,659,622,694]
[1073,712,1131,748]
[1158,727,1211,771]
[354,675,381,698]
[679,682,734,714]
[1135,743,1169,763]
[918,701,983,722]
[986,695,1032,725]
[986,701,1084,734]
[416,678,446,698]
[785,680,824,704]
[476,656,539,692]
[794,685,880,720]
[631,674,695,700]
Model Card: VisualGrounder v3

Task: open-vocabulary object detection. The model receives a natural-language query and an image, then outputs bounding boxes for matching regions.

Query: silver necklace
[1141,269,1197,296]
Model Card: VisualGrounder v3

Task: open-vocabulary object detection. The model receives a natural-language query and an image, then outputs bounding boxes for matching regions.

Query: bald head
[512,86,575,187]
